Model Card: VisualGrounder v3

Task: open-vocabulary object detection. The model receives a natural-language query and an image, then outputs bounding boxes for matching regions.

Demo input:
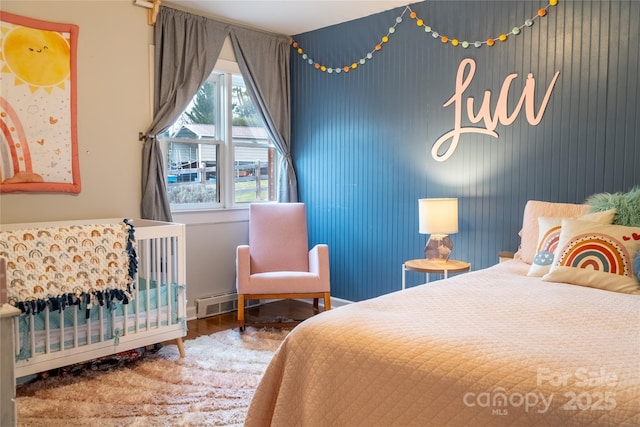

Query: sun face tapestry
[0,12,80,193]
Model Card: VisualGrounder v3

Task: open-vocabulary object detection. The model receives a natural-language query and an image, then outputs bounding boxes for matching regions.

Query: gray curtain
[141,7,229,220]
[229,28,297,202]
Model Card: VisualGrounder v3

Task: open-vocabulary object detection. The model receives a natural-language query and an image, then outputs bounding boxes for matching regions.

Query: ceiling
[164,0,412,36]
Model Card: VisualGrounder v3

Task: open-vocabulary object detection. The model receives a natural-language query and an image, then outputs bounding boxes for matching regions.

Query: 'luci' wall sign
[432,58,560,162]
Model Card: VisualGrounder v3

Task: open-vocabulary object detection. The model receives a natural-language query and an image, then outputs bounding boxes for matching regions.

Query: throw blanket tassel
[124,218,138,283]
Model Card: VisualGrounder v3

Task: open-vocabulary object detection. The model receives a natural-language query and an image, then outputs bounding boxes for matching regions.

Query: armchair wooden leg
[237,294,245,331]
[313,297,319,314]
[323,292,331,311]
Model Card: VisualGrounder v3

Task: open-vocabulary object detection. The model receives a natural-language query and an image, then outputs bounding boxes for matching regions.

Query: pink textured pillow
[514,200,590,264]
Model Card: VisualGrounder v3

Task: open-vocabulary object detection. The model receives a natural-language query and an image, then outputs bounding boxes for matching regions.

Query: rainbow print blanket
[0,220,137,314]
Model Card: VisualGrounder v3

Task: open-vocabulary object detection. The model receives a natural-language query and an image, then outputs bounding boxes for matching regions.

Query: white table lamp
[419,198,458,261]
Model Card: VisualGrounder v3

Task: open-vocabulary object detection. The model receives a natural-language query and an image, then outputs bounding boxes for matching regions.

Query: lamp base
[424,235,453,261]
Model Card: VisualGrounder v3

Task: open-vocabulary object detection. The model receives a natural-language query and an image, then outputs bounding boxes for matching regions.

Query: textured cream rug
[16,327,289,426]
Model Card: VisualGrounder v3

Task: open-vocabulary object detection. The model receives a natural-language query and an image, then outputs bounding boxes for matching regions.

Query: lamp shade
[418,198,458,235]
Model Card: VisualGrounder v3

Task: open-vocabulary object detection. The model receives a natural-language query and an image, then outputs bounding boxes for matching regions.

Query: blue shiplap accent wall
[291,0,639,302]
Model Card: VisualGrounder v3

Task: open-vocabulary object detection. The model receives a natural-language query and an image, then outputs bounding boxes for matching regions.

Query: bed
[0,218,187,379]
[245,200,640,426]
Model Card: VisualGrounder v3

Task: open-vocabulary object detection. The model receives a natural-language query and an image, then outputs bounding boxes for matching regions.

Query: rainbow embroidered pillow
[542,219,640,294]
[527,209,616,277]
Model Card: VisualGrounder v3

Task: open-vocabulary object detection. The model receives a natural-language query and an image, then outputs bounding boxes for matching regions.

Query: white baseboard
[186,305,197,321]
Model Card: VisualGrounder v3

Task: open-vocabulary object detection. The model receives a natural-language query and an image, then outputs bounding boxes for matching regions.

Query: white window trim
[172,206,249,226]
[221,61,235,210]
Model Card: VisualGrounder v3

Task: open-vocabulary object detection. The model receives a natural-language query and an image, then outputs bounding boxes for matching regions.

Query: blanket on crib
[0,219,137,314]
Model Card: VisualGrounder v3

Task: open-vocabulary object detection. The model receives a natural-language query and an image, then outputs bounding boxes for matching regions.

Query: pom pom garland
[291,1,558,74]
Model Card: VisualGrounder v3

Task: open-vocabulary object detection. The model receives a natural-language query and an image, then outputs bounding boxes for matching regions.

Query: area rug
[15,327,290,426]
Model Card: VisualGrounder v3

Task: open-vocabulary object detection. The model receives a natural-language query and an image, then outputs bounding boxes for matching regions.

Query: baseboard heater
[195,292,261,319]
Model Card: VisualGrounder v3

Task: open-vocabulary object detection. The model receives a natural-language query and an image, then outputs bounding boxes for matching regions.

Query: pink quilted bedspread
[246,260,640,426]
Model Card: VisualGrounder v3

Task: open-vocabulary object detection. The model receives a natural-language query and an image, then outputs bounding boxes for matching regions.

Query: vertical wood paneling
[292,0,640,302]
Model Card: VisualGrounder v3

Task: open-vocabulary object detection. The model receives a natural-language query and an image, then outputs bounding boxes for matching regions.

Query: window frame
[161,59,277,212]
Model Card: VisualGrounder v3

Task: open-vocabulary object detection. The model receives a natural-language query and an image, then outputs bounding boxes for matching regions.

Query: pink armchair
[236,203,331,330]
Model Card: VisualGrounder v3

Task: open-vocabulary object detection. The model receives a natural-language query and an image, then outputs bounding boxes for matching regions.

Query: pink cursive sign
[432,58,560,161]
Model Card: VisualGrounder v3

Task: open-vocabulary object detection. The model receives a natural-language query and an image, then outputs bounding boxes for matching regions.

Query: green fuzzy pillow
[585,186,640,227]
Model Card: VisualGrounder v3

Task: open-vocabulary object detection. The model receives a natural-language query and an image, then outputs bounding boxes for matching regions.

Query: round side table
[402,258,470,289]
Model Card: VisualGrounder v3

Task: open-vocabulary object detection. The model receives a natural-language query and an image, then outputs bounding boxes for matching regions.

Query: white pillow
[542,218,640,294]
[527,209,616,277]
[514,201,590,264]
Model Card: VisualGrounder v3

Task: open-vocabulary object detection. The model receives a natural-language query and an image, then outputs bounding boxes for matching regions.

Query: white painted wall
[0,1,248,318]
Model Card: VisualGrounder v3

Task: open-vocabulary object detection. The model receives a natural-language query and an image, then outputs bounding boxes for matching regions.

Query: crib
[0,218,187,379]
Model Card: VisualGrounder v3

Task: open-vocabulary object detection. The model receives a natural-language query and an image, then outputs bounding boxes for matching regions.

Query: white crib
[0,218,187,379]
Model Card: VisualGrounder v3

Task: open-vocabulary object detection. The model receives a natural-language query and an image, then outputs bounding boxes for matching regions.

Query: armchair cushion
[249,203,309,273]
[236,243,330,294]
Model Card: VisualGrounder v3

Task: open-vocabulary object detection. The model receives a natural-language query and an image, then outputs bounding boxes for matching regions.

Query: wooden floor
[183,299,316,341]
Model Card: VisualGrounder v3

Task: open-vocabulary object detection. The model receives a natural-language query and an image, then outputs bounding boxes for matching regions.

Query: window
[161,61,277,211]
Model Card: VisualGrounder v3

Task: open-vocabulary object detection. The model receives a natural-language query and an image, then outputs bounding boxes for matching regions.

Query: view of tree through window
[186,80,215,124]
[163,71,276,210]
[232,85,260,127]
